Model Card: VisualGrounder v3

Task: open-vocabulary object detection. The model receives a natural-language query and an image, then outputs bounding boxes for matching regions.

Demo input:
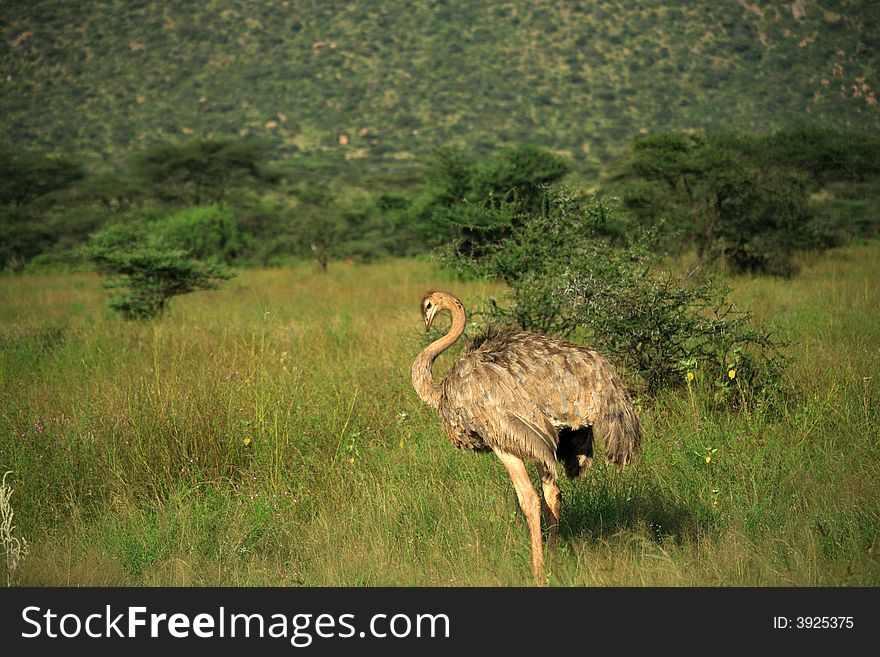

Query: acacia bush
[610,130,831,276]
[131,139,276,207]
[415,145,571,260]
[445,189,787,396]
[88,219,234,320]
[0,149,87,271]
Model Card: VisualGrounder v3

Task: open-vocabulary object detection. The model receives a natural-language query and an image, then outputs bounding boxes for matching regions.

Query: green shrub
[762,124,880,186]
[419,145,571,259]
[611,130,822,276]
[88,221,234,320]
[0,209,57,273]
[150,205,243,263]
[445,189,787,396]
[0,149,87,271]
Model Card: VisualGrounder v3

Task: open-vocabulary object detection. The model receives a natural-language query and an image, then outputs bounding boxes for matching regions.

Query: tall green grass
[0,249,877,586]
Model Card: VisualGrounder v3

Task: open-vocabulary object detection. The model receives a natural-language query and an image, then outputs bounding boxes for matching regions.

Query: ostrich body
[411,291,641,584]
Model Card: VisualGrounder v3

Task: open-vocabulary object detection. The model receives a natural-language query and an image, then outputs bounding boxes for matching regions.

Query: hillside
[1,0,878,174]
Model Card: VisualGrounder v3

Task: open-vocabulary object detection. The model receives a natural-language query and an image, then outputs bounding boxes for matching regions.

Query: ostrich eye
[426,302,432,310]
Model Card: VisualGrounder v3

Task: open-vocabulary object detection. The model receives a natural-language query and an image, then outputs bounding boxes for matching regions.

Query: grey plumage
[411,292,641,584]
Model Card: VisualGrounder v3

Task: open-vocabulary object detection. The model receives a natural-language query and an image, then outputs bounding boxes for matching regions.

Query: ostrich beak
[424,305,438,332]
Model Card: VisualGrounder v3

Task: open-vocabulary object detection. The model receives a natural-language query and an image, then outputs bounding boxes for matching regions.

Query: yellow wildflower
[728,369,736,380]
[243,437,252,446]
[705,455,711,463]
[687,371,695,382]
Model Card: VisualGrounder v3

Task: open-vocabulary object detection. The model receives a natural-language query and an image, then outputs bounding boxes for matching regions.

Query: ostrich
[411,291,641,584]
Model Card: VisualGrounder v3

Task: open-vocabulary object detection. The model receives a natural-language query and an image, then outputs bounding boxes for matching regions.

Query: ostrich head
[420,292,444,332]
[420,291,464,332]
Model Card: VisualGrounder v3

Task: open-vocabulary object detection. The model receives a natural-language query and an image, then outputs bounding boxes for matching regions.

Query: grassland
[0,246,878,586]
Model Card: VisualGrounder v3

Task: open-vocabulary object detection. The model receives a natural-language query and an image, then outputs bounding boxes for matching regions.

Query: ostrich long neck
[411,301,466,408]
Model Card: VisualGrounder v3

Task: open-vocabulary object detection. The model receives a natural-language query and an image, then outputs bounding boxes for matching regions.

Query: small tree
[0,149,84,208]
[422,145,571,258]
[67,173,145,214]
[761,123,880,186]
[0,208,57,273]
[0,149,87,271]
[612,131,818,275]
[131,138,275,207]
[88,221,234,319]
[289,184,345,272]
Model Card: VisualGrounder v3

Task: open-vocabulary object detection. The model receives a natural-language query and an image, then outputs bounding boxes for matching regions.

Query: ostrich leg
[493,448,546,585]
[537,463,561,553]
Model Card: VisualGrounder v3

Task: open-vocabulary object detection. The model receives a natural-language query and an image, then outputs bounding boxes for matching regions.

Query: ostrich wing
[436,332,606,476]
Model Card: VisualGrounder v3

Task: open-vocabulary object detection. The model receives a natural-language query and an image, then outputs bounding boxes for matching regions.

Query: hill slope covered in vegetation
[2,0,878,173]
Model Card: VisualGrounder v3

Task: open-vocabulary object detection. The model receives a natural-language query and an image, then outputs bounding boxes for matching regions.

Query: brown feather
[433,324,640,474]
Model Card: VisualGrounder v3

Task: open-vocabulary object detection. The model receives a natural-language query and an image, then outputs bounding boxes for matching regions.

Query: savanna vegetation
[0,248,877,585]
[2,125,879,586]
